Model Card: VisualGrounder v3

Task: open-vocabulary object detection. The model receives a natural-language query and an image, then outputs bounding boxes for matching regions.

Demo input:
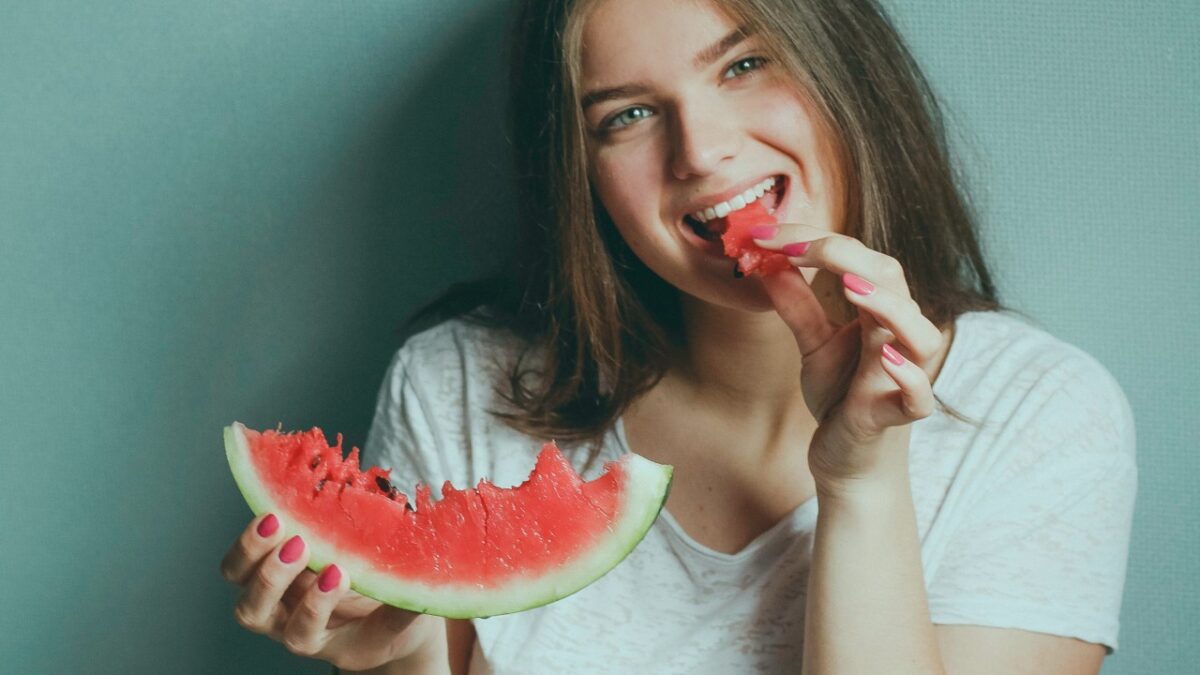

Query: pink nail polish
[782,242,810,256]
[749,225,778,240]
[318,564,342,592]
[279,536,304,564]
[881,343,905,366]
[843,272,875,295]
[256,514,279,538]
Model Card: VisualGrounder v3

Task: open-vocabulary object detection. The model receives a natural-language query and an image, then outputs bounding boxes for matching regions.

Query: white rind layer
[224,422,673,619]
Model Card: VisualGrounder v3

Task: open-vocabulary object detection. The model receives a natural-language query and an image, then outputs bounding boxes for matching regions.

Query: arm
[805,467,1106,675]
[804,465,944,675]
[756,227,1118,675]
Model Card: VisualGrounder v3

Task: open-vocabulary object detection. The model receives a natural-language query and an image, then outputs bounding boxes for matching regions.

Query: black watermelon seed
[733,262,744,278]
[375,476,392,492]
[309,456,320,469]
[315,478,327,492]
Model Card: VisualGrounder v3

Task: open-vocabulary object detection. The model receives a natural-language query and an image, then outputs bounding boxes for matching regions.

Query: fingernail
[782,242,810,256]
[318,564,342,592]
[279,536,304,564]
[256,514,279,538]
[882,343,906,365]
[843,272,875,295]
[749,225,778,240]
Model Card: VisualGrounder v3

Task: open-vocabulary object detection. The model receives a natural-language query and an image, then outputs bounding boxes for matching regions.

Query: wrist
[815,466,912,512]
[809,422,912,499]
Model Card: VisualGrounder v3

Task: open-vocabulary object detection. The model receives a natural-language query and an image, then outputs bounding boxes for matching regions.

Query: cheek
[757,90,847,232]
[590,149,660,227]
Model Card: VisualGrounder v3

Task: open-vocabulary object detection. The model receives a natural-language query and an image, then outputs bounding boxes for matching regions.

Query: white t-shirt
[362,309,1137,674]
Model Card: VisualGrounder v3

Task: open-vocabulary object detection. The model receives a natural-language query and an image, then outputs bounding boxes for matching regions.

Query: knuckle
[827,235,855,258]
[914,341,939,364]
[252,565,280,595]
[294,598,326,625]
[880,255,905,281]
[233,605,262,633]
[220,542,251,583]
[282,634,319,658]
[906,389,935,420]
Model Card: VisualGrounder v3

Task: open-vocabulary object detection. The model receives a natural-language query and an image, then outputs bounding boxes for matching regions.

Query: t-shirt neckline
[612,416,818,564]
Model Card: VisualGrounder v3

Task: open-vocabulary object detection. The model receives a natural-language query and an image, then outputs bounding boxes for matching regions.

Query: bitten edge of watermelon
[223,422,673,619]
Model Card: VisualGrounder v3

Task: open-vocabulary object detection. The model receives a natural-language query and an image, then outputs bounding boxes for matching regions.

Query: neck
[665,293,806,415]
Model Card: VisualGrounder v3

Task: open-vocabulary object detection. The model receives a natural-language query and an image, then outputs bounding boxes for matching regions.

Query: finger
[233,535,309,634]
[281,570,320,613]
[754,227,908,291]
[280,564,346,658]
[853,302,898,392]
[344,603,425,660]
[879,343,935,422]
[840,272,944,368]
[221,513,285,586]
[759,268,838,355]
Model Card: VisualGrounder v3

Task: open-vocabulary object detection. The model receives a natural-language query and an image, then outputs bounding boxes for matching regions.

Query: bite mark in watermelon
[720,200,792,276]
[223,423,673,619]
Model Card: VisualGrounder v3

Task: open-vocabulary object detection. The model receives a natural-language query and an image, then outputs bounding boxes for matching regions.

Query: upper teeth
[690,177,778,223]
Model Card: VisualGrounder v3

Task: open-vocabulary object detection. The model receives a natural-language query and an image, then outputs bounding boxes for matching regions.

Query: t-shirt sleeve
[927,353,1138,653]
[360,340,451,495]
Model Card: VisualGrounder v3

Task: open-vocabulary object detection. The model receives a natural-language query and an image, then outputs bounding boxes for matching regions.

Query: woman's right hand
[220,513,437,672]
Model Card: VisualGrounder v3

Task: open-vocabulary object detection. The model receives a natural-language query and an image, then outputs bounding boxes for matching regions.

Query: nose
[668,101,740,180]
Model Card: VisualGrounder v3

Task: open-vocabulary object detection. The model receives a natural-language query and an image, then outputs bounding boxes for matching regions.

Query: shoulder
[942,310,1132,420]
[368,316,563,491]
[923,314,1137,651]
[395,315,530,378]
[382,316,535,409]
[936,309,1136,477]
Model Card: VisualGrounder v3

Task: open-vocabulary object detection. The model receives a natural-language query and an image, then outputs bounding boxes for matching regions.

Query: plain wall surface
[1,1,1196,673]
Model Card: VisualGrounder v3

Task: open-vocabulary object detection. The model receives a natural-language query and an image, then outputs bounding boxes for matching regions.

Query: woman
[220,0,1137,672]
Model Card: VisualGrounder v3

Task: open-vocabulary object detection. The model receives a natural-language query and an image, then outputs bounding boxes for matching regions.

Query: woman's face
[580,0,846,311]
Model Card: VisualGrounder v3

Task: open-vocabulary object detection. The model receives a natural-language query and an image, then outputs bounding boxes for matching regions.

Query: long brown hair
[408,0,1000,445]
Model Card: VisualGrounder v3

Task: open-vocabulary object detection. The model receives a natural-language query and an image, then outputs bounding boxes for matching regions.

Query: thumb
[759,269,837,356]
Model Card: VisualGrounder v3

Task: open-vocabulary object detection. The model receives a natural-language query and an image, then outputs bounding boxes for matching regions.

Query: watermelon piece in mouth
[720,200,792,277]
[223,422,673,618]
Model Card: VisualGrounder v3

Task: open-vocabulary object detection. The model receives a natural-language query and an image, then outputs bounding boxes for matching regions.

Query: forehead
[579,0,738,84]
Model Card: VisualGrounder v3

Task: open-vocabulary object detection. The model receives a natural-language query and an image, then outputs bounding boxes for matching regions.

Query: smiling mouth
[684,176,786,242]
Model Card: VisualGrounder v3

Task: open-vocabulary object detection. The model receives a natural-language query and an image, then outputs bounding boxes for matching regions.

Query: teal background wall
[0,1,1195,673]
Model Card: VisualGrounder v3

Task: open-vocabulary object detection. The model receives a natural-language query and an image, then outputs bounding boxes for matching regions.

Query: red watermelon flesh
[224,423,673,618]
[719,199,791,276]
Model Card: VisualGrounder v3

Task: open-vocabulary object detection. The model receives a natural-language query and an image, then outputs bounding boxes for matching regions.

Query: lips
[684,176,787,242]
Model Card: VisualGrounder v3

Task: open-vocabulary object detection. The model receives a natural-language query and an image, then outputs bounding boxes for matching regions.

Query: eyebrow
[580,27,750,111]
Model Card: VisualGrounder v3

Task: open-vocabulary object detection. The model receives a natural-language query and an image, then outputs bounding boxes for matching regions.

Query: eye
[602,105,654,131]
[723,56,769,80]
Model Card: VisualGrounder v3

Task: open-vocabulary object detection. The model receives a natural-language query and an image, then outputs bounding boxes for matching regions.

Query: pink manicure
[279,536,304,564]
[782,242,810,256]
[843,272,875,295]
[318,564,342,593]
[256,514,279,538]
[749,225,778,240]
[881,343,906,366]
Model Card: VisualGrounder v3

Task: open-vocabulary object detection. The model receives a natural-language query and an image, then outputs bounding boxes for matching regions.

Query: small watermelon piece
[223,422,673,618]
[720,200,792,276]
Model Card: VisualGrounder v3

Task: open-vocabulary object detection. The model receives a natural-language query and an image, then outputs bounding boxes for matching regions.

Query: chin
[677,275,778,315]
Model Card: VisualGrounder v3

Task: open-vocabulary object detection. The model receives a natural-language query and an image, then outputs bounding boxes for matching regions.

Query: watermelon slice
[223,422,673,619]
[720,199,791,276]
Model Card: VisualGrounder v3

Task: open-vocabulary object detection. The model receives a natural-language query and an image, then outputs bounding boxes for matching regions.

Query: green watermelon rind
[224,422,673,619]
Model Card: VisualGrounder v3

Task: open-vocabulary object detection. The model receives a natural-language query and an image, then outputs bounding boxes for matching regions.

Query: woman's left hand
[753,223,950,496]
